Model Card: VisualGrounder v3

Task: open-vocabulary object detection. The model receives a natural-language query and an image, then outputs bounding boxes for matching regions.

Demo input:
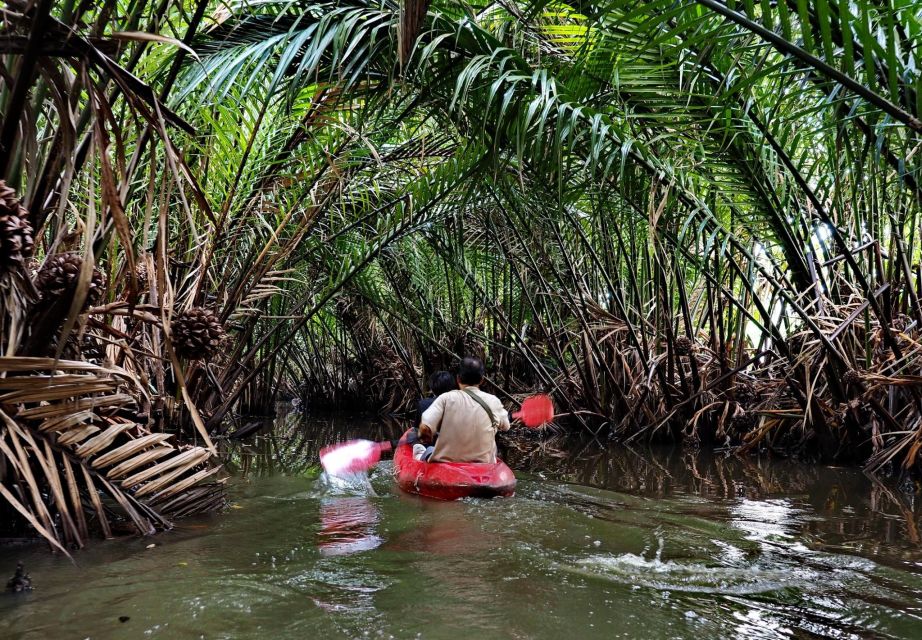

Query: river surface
[3,413,922,639]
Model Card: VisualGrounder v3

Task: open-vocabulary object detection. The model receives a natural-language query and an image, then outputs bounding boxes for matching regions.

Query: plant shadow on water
[2,411,922,639]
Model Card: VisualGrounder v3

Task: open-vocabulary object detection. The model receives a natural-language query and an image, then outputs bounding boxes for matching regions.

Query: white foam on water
[318,470,376,496]
[571,552,813,595]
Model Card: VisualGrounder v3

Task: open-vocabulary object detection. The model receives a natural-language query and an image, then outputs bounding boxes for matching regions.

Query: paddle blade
[320,440,391,476]
[512,394,554,428]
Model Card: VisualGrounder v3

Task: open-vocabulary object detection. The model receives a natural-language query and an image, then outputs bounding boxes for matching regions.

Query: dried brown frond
[0,358,225,551]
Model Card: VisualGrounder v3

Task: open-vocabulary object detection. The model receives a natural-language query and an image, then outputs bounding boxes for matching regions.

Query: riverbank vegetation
[1,0,920,550]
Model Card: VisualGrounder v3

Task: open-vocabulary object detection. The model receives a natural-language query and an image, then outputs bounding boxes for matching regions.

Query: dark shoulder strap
[463,388,497,429]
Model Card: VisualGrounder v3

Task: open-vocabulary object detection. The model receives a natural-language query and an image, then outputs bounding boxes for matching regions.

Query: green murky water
[3,413,922,639]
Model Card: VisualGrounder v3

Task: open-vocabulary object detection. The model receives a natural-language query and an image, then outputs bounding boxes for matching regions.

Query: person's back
[407,371,456,454]
[414,370,457,429]
[420,357,510,463]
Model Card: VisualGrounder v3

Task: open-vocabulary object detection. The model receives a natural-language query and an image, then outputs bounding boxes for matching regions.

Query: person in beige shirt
[418,357,511,463]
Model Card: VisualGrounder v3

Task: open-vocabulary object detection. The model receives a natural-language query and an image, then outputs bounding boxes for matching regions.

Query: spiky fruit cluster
[674,335,694,356]
[135,262,149,291]
[0,181,34,274]
[842,368,862,386]
[170,307,226,360]
[35,252,105,307]
[735,383,758,405]
[732,410,757,430]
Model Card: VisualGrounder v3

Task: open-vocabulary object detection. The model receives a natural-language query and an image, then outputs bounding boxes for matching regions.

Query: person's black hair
[458,356,485,385]
[429,370,457,396]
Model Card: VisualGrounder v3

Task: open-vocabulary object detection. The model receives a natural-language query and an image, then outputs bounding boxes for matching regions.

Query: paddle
[319,394,554,476]
[512,394,554,428]
[320,440,393,476]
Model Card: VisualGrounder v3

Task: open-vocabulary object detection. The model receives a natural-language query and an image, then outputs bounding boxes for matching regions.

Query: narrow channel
[3,412,921,640]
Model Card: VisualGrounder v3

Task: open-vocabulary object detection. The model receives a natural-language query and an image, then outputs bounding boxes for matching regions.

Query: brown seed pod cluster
[734,382,758,406]
[170,307,226,360]
[674,335,694,356]
[841,368,862,386]
[134,261,149,291]
[732,410,757,430]
[0,180,34,274]
[34,252,106,308]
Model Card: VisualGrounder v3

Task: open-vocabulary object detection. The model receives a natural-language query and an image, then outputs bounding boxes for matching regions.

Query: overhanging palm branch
[0,358,224,552]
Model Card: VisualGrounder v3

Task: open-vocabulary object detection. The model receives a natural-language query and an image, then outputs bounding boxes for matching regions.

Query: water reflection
[501,433,922,564]
[730,498,800,542]
[317,497,382,557]
[224,409,400,478]
[14,412,900,639]
[226,410,922,563]
[385,498,501,557]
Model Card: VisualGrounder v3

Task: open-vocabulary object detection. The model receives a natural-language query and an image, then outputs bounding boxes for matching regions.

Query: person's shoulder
[431,390,462,405]
[478,389,505,405]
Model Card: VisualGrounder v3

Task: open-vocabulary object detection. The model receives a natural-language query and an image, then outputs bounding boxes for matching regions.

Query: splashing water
[318,470,376,496]
[573,552,807,595]
[320,439,387,477]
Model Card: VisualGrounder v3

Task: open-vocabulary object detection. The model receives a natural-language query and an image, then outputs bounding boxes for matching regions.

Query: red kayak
[392,430,516,500]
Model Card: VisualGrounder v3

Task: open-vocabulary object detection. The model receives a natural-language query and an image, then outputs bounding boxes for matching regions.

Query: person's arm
[419,394,446,444]
[497,405,511,432]
[418,424,434,445]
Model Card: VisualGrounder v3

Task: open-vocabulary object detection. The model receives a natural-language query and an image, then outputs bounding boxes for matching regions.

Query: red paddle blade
[512,394,554,428]
[320,440,388,476]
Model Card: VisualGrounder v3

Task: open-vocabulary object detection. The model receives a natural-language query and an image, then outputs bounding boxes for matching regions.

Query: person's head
[428,370,456,396]
[457,356,485,386]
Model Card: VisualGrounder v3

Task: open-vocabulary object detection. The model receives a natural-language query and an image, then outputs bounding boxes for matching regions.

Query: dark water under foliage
[3,412,922,639]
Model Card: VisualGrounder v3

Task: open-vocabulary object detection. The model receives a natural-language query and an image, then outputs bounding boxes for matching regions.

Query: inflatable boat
[392,430,516,500]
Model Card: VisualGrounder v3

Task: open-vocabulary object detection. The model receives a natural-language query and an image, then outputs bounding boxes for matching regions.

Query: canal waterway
[2,412,922,639]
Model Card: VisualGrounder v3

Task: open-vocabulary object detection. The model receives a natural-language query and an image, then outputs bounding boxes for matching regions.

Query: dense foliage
[0,0,920,548]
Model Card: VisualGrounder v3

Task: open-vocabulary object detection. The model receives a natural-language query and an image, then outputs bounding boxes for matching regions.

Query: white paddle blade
[320,440,382,477]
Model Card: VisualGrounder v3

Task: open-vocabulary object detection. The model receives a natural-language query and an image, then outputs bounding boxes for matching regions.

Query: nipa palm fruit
[674,335,693,356]
[841,368,862,386]
[35,252,105,307]
[734,383,758,405]
[0,181,34,274]
[170,307,226,360]
[135,261,149,291]
[732,410,757,430]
